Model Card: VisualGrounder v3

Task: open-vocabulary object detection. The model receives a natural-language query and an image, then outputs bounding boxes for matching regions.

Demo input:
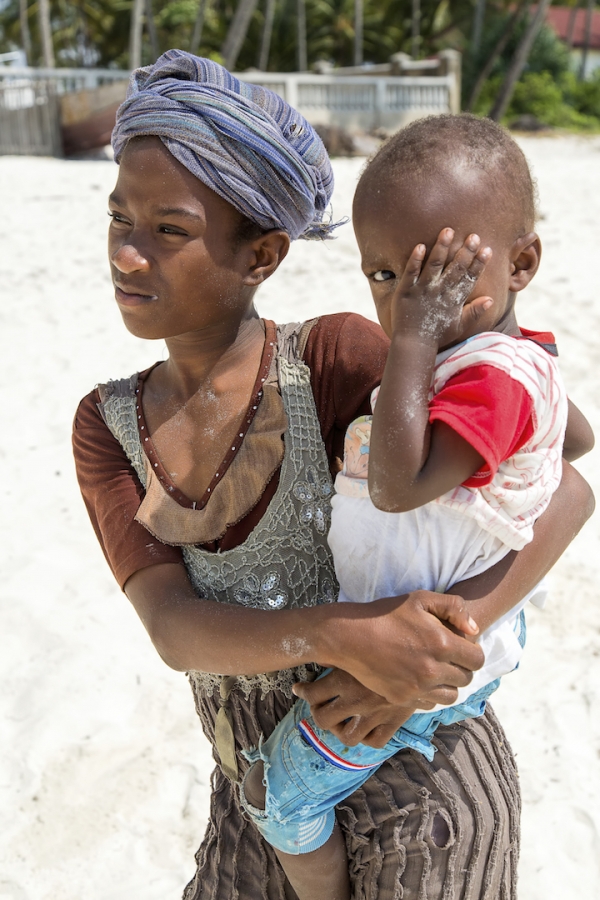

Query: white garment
[328,333,567,710]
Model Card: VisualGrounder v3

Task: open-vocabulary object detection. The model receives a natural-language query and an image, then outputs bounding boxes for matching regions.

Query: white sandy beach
[0,134,599,900]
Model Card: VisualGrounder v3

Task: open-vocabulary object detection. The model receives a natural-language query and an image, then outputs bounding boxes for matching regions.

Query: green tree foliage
[1,0,598,131]
[0,0,478,70]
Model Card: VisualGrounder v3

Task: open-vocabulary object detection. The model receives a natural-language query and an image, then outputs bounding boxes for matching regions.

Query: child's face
[353,167,536,341]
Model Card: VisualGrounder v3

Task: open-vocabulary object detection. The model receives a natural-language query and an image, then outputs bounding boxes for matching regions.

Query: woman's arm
[297,461,594,744]
[125,563,484,707]
[452,460,594,631]
[563,398,595,462]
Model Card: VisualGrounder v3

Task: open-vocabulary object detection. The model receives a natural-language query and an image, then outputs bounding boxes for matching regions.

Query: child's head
[353,114,541,340]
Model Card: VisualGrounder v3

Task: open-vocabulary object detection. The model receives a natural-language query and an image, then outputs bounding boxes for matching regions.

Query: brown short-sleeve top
[72,313,389,589]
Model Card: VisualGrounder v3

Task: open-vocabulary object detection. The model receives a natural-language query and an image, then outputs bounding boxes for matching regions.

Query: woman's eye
[372,270,395,282]
[159,225,187,235]
[107,211,128,225]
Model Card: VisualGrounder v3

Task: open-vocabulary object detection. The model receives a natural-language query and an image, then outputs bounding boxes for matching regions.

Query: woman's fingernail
[468,235,480,250]
[483,299,493,310]
[468,616,479,632]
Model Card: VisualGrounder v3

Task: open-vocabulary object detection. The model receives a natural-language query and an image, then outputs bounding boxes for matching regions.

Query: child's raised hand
[391,228,493,347]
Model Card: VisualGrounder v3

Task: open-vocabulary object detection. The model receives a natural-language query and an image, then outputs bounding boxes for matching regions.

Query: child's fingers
[420,227,454,282]
[398,242,426,290]
[461,295,494,330]
[444,235,491,297]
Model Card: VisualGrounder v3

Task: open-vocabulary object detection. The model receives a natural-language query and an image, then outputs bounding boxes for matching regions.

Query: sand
[0,134,599,899]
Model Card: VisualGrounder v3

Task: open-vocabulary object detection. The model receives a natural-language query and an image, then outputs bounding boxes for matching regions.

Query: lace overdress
[99,324,521,900]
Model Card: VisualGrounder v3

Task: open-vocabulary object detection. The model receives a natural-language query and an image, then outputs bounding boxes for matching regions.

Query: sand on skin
[0,135,599,900]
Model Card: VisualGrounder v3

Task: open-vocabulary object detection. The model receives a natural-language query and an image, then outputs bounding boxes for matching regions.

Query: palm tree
[579,0,595,79]
[489,0,552,121]
[354,0,363,65]
[566,0,580,48]
[257,0,276,69]
[412,0,420,59]
[145,0,159,60]
[466,0,530,111]
[19,0,32,62]
[190,0,208,55]
[129,0,144,68]
[297,0,307,70]
[471,0,486,56]
[38,0,55,66]
[222,0,259,70]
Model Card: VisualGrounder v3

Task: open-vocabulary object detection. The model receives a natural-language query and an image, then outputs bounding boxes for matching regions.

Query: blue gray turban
[112,50,337,240]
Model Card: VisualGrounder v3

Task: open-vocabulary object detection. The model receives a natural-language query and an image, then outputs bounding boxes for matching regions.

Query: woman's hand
[293,668,420,748]
[320,589,484,707]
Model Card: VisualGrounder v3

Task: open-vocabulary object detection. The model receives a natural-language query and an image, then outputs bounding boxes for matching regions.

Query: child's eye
[372,270,395,282]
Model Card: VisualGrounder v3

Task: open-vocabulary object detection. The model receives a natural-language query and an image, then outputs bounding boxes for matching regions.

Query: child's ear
[244,230,290,287]
[509,232,541,292]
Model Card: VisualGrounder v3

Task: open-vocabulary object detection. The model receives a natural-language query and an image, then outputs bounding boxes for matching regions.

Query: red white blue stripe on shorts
[298,719,380,771]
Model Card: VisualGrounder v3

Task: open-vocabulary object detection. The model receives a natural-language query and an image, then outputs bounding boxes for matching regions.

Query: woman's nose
[111,242,149,274]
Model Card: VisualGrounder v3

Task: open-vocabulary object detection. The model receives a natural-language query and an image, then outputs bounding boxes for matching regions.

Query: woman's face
[108,136,258,341]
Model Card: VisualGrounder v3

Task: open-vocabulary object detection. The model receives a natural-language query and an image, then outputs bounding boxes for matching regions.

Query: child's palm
[391,229,492,347]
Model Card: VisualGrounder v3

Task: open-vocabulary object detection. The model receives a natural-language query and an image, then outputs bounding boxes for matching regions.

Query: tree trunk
[221,0,259,71]
[466,0,529,111]
[129,0,144,69]
[489,0,551,122]
[411,0,420,59]
[471,0,487,56]
[566,1,579,48]
[19,0,32,64]
[145,0,159,61]
[354,0,363,66]
[190,0,208,55]
[38,0,55,67]
[578,0,594,79]
[257,0,276,70]
[297,0,307,71]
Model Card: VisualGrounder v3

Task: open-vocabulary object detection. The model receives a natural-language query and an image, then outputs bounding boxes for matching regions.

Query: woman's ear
[244,230,291,286]
[509,232,541,293]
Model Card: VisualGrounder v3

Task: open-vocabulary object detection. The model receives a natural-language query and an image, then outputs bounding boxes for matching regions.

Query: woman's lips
[115,285,158,306]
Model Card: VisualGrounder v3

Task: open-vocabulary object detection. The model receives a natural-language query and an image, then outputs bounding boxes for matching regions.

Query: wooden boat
[60,80,128,156]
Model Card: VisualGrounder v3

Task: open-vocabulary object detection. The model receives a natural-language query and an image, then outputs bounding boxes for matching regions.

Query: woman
[73,51,593,899]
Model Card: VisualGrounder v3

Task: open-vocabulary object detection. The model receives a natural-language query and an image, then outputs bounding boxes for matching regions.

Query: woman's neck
[156,313,265,404]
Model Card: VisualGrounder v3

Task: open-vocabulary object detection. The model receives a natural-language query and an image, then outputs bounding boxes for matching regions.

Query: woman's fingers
[423,591,480,636]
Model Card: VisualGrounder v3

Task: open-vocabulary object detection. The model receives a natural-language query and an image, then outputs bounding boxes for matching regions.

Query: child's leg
[244,761,350,900]
[241,694,400,900]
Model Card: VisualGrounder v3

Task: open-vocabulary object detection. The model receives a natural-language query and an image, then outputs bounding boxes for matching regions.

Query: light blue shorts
[241,612,526,855]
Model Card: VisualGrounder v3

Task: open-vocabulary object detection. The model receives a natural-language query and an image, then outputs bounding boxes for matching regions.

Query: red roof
[543,6,600,50]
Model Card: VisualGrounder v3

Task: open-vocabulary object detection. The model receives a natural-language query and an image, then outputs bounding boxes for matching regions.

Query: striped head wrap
[112,49,337,240]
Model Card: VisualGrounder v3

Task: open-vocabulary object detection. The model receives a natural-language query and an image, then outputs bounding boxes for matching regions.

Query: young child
[241,114,593,899]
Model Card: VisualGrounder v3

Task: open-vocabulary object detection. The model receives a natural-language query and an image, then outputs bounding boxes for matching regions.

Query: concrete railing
[0,67,130,95]
[236,72,455,130]
[0,63,458,154]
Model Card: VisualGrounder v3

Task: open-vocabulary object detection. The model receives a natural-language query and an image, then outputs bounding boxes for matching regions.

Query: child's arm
[563,398,595,461]
[369,229,493,513]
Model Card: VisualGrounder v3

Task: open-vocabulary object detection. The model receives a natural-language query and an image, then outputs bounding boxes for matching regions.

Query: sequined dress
[98,323,521,900]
